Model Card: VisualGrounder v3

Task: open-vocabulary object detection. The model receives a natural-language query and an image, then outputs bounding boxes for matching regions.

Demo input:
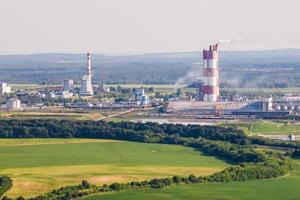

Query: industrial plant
[167,44,298,118]
[1,47,300,120]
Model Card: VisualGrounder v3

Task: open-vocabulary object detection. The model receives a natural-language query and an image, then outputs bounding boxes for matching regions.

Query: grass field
[251,120,300,135]
[0,110,104,120]
[0,139,229,198]
[220,120,300,135]
[84,158,300,200]
[224,87,300,93]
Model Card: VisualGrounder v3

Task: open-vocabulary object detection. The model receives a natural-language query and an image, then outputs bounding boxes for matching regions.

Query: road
[95,108,136,121]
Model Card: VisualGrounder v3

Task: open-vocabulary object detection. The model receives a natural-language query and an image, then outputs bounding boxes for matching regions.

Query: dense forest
[1,49,300,87]
[0,119,298,200]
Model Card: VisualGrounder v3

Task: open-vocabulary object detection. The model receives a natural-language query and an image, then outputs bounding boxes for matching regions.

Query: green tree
[81,180,90,189]
[176,88,182,97]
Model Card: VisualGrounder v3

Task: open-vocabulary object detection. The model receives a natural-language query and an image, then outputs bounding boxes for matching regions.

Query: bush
[109,183,123,191]
[81,180,90,189]
[0,177,12,198]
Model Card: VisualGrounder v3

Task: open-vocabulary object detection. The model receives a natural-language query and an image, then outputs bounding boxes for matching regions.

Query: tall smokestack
[87,53,91,77]
[202,44,219,102]
[80,52,94,96]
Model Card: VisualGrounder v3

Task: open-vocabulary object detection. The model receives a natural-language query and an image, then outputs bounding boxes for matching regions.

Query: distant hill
[1,49,300,87]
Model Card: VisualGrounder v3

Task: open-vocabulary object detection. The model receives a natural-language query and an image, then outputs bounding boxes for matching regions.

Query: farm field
[84,158,300,200]
[220,120,300,135]
[224,87,300,93]
[251,120,300,135]
[0,110,104,120]
[0,139,229,198]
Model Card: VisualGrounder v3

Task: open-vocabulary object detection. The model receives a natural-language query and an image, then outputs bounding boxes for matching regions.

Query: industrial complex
[1,46,300,120]
[167,44,298,118]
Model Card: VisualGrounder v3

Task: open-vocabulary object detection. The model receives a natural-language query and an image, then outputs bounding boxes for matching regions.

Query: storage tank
[288,105,295,110]
[281,105,288,111]
[7,98,21,110]
[273,105,281,111]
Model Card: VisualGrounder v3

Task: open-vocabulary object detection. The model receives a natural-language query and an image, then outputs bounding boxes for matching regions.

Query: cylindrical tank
[288,105,295,110]
[273,105,281,111]
[281,105,288,111]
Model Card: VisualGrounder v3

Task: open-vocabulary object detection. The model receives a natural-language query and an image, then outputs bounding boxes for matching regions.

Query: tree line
[0,120,299,149]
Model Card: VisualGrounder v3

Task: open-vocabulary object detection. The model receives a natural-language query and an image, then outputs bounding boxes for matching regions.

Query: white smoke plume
[173,37,244,92]
[174,62,202,92]
[217,37,244,45]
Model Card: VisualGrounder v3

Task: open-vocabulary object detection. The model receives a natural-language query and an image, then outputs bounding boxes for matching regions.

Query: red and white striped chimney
[202,44,219,102]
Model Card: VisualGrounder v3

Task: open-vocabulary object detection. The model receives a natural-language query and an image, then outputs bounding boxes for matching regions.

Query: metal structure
[202,44,219,102]
[215,104,224,116]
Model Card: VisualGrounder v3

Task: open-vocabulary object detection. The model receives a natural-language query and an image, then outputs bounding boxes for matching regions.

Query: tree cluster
[0,177,12,198]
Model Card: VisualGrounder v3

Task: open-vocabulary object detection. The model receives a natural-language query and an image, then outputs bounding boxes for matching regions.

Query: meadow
[0,139,229,198]
[84,158,300,200]
[0,110,104,120]
[251,120,300,135]
[220,120,300,135]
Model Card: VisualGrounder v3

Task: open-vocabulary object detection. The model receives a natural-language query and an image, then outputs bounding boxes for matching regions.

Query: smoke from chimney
[217,37,244,45]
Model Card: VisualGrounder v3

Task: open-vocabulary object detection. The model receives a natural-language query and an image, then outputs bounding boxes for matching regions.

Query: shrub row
[28,157,293,200]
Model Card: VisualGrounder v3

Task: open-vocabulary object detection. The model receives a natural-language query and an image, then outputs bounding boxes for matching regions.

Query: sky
[0,0,300,54]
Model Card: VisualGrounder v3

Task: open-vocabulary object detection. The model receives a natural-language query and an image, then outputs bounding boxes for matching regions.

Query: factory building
[202,44,219,102]
[63,79,74,92]
[168,98,289,118]
[135,89,149,106]
[168,101,248,115]
[0,82,11,95]
[7,98,21,110]
[80,53,94,96]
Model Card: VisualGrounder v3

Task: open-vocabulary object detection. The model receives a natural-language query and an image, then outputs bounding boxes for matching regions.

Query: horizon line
[0,47,300,56]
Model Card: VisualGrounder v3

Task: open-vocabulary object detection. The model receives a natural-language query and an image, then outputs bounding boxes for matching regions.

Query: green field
[0,139,229,198]
[251,120,300,135]
[84,158,300,200]
[224,87,300,93]
[0,110,104,120]
[220,120,300,135]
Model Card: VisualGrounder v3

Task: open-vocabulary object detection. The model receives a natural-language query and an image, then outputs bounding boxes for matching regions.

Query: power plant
[202,44,219,102]
[80,53,94,96]
[167,43,294,118]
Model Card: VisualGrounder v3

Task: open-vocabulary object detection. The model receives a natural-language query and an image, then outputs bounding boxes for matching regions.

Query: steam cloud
[173,37,244,92]
[174,62,202,92]
[217,37,244,45]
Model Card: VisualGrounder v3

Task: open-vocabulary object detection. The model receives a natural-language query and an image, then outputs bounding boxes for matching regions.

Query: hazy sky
[0,0,300,54]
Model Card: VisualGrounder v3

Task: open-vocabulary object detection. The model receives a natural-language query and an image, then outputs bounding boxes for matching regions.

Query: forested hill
[1,49,300,87]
